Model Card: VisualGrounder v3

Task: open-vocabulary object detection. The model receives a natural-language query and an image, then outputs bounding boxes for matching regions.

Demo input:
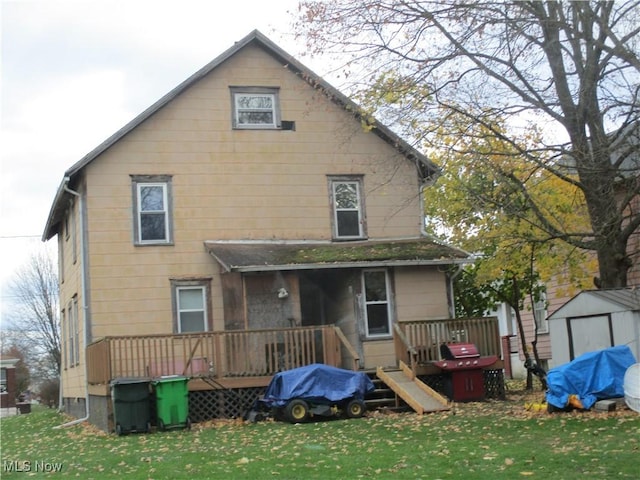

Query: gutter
[55,177,90,428]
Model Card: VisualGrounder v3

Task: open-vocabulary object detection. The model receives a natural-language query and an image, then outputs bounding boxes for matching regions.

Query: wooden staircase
[375,361,450,414]
[364,371,407,412]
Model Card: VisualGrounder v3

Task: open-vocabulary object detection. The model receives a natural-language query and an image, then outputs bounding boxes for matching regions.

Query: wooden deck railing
[86,325,358,385]
[394,317,501,373]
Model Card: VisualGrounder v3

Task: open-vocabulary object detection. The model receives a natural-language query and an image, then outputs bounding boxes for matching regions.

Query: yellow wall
[58,195,87,398]
[55,44,455,400]
[77,44,425,339]
[395,266,450,321]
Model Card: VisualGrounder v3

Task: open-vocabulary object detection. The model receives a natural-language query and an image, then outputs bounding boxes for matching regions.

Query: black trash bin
[110,377,152,435]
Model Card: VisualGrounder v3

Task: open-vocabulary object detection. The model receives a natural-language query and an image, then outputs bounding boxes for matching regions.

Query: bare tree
[295,0,640,288]
[7,247,60,380]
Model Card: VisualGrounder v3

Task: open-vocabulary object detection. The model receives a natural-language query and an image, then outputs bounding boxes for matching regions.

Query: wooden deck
[394,317,504,377]
[86,325,357,393]
[86,317,503,396]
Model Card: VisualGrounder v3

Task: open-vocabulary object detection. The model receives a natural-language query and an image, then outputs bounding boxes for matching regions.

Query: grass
[1,385,639,479]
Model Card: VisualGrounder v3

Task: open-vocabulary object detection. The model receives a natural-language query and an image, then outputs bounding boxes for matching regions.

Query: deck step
[364,370,404,411]
[375,362,450,414]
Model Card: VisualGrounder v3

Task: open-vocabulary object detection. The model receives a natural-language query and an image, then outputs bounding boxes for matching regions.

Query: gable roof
[548,288,640,320]
[42,29,439,241]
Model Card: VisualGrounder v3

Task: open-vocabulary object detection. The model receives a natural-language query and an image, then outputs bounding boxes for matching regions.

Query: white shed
[548,288,640,368]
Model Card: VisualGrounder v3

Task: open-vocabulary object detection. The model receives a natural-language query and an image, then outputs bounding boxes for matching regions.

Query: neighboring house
[0,357,19,416]
[43,31,482,429]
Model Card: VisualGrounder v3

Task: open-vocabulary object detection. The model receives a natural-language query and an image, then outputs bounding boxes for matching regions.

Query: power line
[0,235,41,239]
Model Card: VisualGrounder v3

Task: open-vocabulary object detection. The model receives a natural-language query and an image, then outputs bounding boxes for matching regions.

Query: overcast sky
[0,0,332,315]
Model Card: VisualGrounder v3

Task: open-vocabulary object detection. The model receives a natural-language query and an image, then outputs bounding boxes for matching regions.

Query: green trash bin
[110,377,152,435]
[152,376,191,431]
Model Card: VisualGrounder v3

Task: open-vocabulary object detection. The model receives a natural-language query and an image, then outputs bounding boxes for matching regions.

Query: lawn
[1,385,638,479]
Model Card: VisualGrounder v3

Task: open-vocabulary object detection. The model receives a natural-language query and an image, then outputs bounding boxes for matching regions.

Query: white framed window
[71,203,77,264]
[362,269,392,338]
[67,299,75,367]
[231,87,280,129]
[0,368,7,393]
[73,296,79,365]
[534,292,548,334]
[175,285,209,333]
[61,309,67,369]
[329,176,366,240]
[132,175,173,245]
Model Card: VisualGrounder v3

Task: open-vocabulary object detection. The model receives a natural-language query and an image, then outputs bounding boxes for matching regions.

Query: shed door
[568,315,613,360]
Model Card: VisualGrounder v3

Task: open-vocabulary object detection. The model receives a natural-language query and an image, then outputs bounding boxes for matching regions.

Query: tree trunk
[595,240,631,288]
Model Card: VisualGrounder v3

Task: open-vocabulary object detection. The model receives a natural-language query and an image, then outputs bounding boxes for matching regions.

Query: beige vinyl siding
[395,267,450,321]
[58,196,87,398]
[362,341,395,369]
[68,44,425,340]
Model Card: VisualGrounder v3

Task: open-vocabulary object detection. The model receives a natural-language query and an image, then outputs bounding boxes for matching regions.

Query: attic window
[231,87,280,129]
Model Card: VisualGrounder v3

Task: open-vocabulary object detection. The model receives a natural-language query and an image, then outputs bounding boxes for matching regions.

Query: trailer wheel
[345,399,366,418]
[285,399,309,423]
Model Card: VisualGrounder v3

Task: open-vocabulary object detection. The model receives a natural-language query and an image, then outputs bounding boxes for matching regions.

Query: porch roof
[205,238,471,273]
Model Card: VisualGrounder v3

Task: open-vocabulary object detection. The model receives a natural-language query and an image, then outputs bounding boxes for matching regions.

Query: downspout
[55,177,90,428]
[447,264,464,318]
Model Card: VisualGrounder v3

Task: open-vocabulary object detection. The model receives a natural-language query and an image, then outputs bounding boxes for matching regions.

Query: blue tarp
[546,345,637,410]
[261,364,375,408]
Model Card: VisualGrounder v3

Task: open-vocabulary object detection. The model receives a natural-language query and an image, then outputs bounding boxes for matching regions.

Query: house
[547,288,640,368]
[43,30,502,431]
[0,357,19,417]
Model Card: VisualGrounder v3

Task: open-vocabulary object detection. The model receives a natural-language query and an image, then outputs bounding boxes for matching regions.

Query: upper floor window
[67,296,79,367]
[534,292,548,334]
[362,269,392,338]
[329,176,366,240]
[131,175,173,245]
[0,368,7,393]
[61,309,67,369]
[231,87,280,129]
[171,279,211,333]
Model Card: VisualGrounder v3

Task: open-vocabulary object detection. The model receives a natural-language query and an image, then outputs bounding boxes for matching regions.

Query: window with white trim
[329,176,366,240]
[231,87,280,129]
[132,175,173,245]
[67,299,76,367]
[362,269,392,337]
[534,292,548,334]
[0,368,7,393]
[174,284,209,333]
[61,309,67,369]
[72,296,79,365]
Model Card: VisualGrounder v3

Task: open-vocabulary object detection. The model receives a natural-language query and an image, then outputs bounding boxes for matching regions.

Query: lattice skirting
[483,369,506,400]
[189,387,266,422]
[418,369,505,401]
